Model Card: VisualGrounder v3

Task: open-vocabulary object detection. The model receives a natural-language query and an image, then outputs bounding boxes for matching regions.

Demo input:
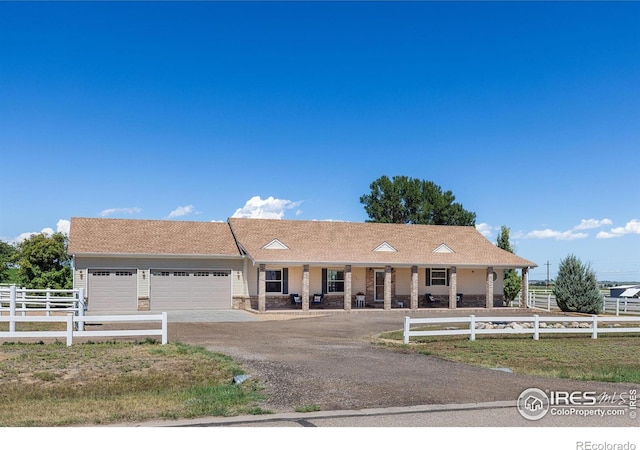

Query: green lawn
[377,331,640,383]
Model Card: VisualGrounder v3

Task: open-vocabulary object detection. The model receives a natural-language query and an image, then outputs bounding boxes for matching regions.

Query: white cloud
[232,196,302,219]
[56,219,70,235]
[525,228,588,241]
[475,223,494,239]
[597,219,640,239]
[99,207,142,217]
[167,205,195,219]
[573,218,613,230]
[11,219,71,244]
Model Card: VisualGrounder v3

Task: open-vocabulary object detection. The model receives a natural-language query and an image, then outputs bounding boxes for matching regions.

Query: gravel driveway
[169,310,637,415]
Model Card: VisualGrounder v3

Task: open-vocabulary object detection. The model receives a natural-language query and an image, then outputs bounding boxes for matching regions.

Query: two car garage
[86,268,232,312]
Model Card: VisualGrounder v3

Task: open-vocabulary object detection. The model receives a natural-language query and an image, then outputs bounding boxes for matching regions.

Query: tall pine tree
[554,254,603,314]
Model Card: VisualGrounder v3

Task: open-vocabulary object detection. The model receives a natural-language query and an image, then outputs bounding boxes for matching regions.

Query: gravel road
[168,310,638,416]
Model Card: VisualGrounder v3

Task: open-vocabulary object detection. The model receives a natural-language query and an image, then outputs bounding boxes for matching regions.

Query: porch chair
[290,293,301,307]
[312,293,324,305]
[426,293,440,304]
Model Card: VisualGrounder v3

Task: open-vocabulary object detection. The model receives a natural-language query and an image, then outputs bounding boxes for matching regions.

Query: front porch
[249,264,530,312]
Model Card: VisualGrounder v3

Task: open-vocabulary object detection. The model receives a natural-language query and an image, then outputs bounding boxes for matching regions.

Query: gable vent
[433,243,454,253]
[374,241,397,252]
[262,239,289,250]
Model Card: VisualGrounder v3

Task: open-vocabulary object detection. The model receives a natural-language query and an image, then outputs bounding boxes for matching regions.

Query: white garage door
[87,269,137,312]
[149,270,231,310]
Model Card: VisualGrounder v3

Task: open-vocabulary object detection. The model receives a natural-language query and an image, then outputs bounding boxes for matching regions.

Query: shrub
[554,254,603,314]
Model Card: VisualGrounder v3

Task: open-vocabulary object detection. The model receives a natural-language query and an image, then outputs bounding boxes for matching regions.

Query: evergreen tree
[554,254,603,314]
[496,226,521,306]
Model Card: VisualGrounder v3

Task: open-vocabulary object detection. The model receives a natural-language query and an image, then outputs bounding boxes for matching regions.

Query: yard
[0,340,268,426]
[377,331,640,383]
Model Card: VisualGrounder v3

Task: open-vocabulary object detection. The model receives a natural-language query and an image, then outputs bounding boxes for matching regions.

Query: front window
[265,270,282,293]
[327,269,345,293]
[431,268,447,286]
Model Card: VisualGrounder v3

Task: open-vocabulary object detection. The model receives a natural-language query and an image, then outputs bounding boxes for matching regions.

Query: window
[212,271,229,277]
[195,272,210,277]
[115,271,133,277]
[174,271,188,277]
[426,268,449,286]
[431,269,447,286]
[265,270,282,293]
[327,269,345,293]
[152,271,170,277]
[92,271,110,277]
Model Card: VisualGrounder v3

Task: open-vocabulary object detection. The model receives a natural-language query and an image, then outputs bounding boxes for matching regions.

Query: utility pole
[545,260,552,290]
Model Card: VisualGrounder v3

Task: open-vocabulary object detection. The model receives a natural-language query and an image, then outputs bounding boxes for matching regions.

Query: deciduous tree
[13,232,72,289]
[360,175,476,226]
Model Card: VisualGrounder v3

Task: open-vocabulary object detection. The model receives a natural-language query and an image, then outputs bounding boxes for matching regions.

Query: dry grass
[0,340,268,426]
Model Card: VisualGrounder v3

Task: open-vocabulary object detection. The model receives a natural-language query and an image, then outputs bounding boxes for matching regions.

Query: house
[68,217,537,313]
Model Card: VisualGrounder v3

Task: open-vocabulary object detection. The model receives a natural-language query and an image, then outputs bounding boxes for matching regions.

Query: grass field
[0,340,268,426]
[377,331,640,383]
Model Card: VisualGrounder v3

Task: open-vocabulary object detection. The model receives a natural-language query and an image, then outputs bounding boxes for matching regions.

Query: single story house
[68,217,537,313]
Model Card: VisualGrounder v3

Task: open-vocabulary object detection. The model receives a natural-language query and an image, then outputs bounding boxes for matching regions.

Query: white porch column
[448,267,457,309]
[344,265,352,311]
[521,267,529,308]
[258,264,266,313]
[486,267,494,309]
[384,265,392,310]
[410,266,418,310]
[302,265,310,311]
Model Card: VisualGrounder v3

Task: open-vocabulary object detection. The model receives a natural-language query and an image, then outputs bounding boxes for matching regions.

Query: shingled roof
[68,217,241,257]
[228,218,537,268]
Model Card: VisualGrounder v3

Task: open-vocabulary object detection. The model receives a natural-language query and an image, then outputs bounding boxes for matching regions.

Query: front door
[374,270,385,302]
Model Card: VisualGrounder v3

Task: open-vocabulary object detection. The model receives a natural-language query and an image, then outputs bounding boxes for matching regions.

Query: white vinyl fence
[523,291,640,316]
[0,286,168,345]
[403,314,640,344]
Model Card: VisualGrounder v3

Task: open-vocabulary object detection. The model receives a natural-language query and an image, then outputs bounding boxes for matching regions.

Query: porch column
[410,266,418,310]
[521,267,529,308]
[448,266,457,309]
[258,264,266,312]
[486,267,494,309]
[384,265,392,310]
[344,265,352,311]
[302,265,310,311]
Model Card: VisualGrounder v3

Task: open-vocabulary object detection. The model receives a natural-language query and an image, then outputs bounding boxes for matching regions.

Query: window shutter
[446,269,450,287]
[282,268,289,295]
[256,268,260,295]
[425,268,431,286]
[322,268,327,294]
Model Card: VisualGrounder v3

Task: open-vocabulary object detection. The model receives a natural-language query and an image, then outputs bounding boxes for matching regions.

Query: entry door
[374,270,385,301]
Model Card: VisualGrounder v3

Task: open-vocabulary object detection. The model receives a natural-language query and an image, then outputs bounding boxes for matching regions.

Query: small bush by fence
[403,314,640,344]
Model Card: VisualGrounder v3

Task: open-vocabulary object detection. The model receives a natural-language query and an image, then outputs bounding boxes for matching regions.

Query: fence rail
[0,313,168,346]
[523,291,640,316]
[403,314,640,344]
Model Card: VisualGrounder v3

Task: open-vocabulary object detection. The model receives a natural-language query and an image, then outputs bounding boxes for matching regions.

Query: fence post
[533,314,539,341]
[591,315,598,339]
[77,288,85,332]
[66,314,73,346]
[21,288,26,317]
[46,288,51,317]
[470,315,476,341]
[615,298,620,316]
[9,285,16,333]
[161,312,168,345]
[547,294,551,311]
[403,316,410,344]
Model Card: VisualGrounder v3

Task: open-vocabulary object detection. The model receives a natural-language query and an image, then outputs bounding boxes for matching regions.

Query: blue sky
[1,1,638,282]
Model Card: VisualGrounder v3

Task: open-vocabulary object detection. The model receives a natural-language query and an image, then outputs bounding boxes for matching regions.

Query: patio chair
[290,293,301,306]
[426,293,440,304]
[312,293,323,305]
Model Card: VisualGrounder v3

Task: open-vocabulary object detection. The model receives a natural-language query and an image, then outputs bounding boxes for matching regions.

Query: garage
[87,269,137,312]
[149,269,232,310]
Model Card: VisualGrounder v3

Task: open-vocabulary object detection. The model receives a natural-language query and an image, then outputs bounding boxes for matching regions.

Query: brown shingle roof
[228,218,537,268]
[68,217,241,257]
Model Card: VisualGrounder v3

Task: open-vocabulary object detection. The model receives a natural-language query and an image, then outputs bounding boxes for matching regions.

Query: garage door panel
[150,270,231,310]
[88,269,137,312]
